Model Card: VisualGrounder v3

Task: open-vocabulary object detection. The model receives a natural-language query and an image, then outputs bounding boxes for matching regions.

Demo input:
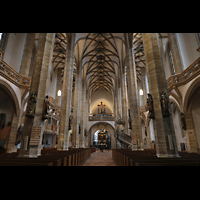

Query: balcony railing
[167,57,200,90]
[0,50,31,89]
[89,114,115,121]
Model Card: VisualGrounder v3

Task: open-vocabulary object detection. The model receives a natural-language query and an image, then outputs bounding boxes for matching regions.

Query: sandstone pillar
[124,33,142,150]
[19,33,55,157]
[80,78,86,148]
[72,64,82,148]
[168,33,183,74]
[19,33,36,76]
[141,67,147,105]
[120,66,129,135]
[142,33,179,157]
[184,112,198,153]
[57,33,75,150]
[55,68,62,106]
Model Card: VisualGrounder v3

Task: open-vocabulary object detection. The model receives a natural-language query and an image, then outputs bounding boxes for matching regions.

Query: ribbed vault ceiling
[52,33,148,93]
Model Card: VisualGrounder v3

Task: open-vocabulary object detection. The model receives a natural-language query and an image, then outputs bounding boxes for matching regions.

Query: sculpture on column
[181,113,187,130]
[79,124,81,134]
[160,91,171,117]
[69,114,72,130]
[84,128,87,136]
[128,109,132,130]
[147,93,155,119]
[26,92,37,118]
[15,125,23,145]
[42,95,50,120]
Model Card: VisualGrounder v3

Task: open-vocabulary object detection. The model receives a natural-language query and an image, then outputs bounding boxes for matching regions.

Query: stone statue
[15,125,23,145]
[26,92,37,118]
[42,95,50,120]
[181,113,187,130]
[160,91,170,117]
[147,93,155,119]
[84,128,87,137]
[128,109,132,130]
[79,124,81,134]
[145,127,147,136]
[0,113,6,130]
[69,114,72,130]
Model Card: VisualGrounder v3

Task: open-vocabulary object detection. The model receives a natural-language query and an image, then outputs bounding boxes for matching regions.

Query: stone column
[80,78,86,148]
[168,33,183,74]
[19,33,36,76]
[142,33,179,157]
[124,33,142,150]
[55,68,62,106]
[114,77,119,131]
[18,33,55,157]
[57,33,75,150]
[72,64,82,148]
[184,112,198,153]
[141,67,147,105]
[120,66,129,135]
[85,89,90,148]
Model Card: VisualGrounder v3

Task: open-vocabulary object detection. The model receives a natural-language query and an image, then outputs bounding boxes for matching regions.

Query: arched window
[0,33,9,52]
[167,43,175,75]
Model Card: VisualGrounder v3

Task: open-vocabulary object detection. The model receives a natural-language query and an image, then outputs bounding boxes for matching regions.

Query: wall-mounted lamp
[139,89,143,96]
[57,90,61,96]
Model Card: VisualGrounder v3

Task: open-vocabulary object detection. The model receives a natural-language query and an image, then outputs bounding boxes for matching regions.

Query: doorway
[93,129,111,149]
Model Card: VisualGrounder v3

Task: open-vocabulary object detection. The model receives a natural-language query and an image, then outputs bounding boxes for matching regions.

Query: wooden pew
[112,149,200,166]
[41,147,91,166]
[0,148,91,166]
[0,159,54,166]
[41,150,73,166]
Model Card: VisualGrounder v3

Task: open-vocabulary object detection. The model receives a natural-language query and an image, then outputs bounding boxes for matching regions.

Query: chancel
[0,33,200,166]
[97,101,106,114]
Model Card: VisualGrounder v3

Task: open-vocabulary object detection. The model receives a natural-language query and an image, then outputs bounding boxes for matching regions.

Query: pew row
[112,149,200,166]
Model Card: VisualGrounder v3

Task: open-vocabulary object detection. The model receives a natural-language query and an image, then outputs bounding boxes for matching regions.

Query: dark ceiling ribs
[52,33,146,91]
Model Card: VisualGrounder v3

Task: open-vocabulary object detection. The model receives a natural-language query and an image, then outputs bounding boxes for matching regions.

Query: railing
[89,115,115,121]
[167,57,200,90]
[115,129,132,147]
[0,50,31,89]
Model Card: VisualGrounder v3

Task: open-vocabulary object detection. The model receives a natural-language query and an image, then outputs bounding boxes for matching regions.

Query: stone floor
[82,149,117,166]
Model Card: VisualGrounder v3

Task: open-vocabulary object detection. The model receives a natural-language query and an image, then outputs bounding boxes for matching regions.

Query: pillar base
[6,146,17,153]
[156,153,180,158]
[18,145,43,158]
[132,144,138,151]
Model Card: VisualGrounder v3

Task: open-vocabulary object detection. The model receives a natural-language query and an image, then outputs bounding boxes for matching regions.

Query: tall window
[0,33,8,52]
[195,33,200,46]
[169,49,175,75]
[167,43,175,75]
[0,33,3,48]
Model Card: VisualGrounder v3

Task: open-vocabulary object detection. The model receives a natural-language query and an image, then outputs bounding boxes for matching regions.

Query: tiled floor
[82,150,117,166]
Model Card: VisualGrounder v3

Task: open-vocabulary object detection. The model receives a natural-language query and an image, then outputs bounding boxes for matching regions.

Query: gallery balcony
[0,50,31,89]
[89,114,115,121]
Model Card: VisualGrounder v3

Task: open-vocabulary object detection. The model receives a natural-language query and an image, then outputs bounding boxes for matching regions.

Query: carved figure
[181,113,187,130]
[79,124,81,134]
[160,91,170,117]
[15,125,23,145]
[147,93,155,119]
[128,109,132,130]
[42,95,50,120]
[26,92,37,118]
[0,113,6,130]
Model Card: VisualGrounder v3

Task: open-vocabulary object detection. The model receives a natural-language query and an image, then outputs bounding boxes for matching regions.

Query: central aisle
[82,150,117,166]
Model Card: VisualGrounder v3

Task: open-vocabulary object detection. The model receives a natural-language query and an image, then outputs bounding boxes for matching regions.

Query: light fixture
[57,90,61,96]
[139,89,143,96]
